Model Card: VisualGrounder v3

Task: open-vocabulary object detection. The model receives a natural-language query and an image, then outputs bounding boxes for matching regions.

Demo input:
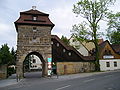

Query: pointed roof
[14,9,54,31]
[20,9,49,16]
[112,44,120,54]
[99,40,120,57]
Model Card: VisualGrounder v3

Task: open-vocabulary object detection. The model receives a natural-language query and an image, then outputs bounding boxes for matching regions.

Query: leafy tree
[10,47,16,65]
[0,44,12,65]
[72,0,115,71]
[107,12,120,44]
[61,35,69,45]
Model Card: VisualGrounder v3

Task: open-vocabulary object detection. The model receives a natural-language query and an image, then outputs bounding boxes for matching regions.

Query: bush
[7,67,16,76]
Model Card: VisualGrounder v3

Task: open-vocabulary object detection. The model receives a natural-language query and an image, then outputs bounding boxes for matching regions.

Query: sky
[0,0,120,49]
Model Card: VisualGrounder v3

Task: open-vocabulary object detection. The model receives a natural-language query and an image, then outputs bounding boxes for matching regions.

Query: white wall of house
[30,55,42,70]
[69,37,89,56]
[100,59,120,71]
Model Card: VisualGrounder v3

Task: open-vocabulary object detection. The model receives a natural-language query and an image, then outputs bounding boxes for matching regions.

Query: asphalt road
[1,70,120,90]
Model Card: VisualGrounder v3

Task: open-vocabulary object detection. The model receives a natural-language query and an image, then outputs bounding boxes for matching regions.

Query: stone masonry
[15,7,54,78]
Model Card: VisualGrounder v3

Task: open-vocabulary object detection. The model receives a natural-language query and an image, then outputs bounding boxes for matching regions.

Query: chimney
[32,6,36,10]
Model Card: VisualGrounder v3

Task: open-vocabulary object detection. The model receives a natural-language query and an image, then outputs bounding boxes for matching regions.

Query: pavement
[0,70,118,88]
[0,74,18,88]
[0,79,18,88]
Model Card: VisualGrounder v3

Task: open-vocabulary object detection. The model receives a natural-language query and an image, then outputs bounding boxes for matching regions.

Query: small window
[106,62,110,67]
[63,49,66,52]
[33,16,37,20]
[57,43,59,47]
[68,52,71,56]
[114,62,117,67]
[33,59,36,63]
[33,27,37,32]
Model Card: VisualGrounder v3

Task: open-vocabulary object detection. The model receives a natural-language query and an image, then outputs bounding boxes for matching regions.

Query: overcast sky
[0,0,120,49]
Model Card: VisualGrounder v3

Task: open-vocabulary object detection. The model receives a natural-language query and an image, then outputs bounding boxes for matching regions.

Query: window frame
[114,61,117,67]
[106,62,110,67]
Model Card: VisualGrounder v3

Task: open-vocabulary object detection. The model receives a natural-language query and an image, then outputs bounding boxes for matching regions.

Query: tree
[72,0,115,71]
[61,35,69,45]
[10,47,16,65]
[0,44,12,65]
[107,12,120,44]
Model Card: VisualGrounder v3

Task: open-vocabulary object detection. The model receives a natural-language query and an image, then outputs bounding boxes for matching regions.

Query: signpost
[47,58,52,76]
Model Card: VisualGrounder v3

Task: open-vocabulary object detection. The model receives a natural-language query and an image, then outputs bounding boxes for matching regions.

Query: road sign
[47,58,52,62]
[48,65,52,69]
[48,70,52,76]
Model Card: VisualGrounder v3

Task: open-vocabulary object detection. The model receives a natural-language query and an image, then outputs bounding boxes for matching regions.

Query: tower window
[33,16,37,20]
[33,27,37,32]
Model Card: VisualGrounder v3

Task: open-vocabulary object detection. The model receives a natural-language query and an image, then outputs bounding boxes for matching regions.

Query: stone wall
[0,65,7,79]
[57,62,95,75]
[16,25,52,77]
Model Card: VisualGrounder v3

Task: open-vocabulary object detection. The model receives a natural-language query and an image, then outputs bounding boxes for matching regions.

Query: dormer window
[57,43,59,47]
[68,52,71,56]
[33,16,37,20]
[63,49,66,52]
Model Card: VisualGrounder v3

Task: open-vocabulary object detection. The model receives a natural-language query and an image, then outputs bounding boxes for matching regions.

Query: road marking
[104,75,113,77]
[55,85,71,90]
[83,79,95,83]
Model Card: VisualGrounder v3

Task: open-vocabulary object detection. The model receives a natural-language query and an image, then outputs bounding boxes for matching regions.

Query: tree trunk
[93,27,100,71]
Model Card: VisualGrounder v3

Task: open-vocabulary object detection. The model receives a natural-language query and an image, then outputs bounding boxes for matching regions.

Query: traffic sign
[48,58,52,62]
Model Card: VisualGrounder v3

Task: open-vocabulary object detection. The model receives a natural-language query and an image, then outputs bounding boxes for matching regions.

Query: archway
[23,51,46,78]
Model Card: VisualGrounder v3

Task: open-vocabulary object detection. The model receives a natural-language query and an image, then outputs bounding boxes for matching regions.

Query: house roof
[14,9,54,31]
[112,44,120,54]
[69,35,92,54]
[99,40,120,55]
[20,9,49,16]
[51,35,95,61]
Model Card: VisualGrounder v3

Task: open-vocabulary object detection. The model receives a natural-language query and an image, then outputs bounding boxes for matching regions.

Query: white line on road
[83,78,95,83]
[104,75,113,77]
[55,85,71,90]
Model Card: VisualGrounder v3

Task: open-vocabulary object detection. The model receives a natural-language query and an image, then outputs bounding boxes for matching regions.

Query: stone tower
[14,7,54,78]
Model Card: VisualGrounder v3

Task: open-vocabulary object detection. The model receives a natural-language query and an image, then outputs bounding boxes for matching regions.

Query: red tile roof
[15,9,54,31]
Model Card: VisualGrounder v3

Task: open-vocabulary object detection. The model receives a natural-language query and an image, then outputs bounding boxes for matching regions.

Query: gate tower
[14,6,54,78]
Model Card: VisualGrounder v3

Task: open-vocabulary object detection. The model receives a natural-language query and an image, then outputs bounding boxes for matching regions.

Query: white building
[69,36,90,56]
[30,55,42,70]
[99,40,120,71]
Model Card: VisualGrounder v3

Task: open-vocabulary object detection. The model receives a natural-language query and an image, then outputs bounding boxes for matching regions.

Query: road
[1,70,120,90]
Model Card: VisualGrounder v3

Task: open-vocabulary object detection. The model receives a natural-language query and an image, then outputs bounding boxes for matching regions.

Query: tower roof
[14,8,54,31]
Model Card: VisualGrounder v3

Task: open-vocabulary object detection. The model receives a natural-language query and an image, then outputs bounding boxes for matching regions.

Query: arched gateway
[14,6,54,78]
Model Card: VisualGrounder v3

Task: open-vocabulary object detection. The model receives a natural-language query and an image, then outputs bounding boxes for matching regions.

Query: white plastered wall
[100,59,120,71]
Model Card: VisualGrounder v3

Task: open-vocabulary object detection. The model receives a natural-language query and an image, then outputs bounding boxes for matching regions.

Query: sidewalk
[0,74,18,88]
[50,71,103,80]
[0,79,18,88]
[50,70,119,80]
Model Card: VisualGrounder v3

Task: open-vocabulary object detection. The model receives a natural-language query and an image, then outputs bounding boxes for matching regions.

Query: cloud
[50,5,84,38]
[0,0,119,49]
[0,23,17,49]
